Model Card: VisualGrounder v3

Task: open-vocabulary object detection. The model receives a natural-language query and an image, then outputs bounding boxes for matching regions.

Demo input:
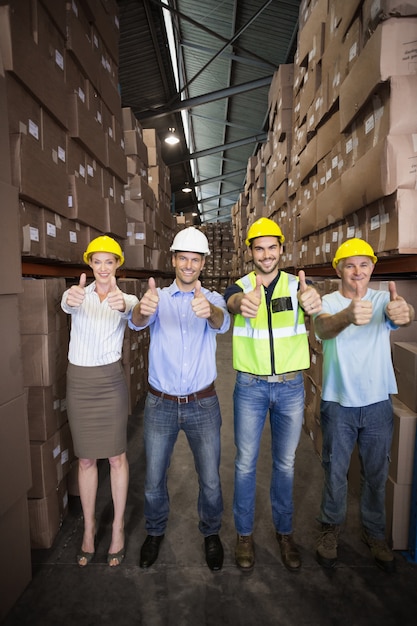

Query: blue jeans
[319,399,393,539]
[233,371,305,535]
[143,391,223,537]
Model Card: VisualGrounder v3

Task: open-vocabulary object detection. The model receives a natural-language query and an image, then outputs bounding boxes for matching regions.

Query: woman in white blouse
[61,236,138,568]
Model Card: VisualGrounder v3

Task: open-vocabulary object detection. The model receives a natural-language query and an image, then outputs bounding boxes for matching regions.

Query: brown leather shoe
[276,533,301,571]
[235,534,255,571]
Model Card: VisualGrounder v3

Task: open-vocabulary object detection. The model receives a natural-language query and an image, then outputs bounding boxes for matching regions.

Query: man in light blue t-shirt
[313,238,415,573]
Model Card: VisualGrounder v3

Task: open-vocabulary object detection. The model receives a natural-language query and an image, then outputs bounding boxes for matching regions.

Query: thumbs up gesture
[297,270,322,315]
[347,282,373,325]
[385,281,412,325]
[107,276,126,311]
[66,273,86,307]
[191,280,211,318]
[240,274,263,318]
[138,277,159,317]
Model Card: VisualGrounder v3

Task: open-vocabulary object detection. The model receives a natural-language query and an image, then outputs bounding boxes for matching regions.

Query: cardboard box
[68,174,108,232]
[126,174,156,209]
[0,394,31,517]
[393,342,417,412]
[352,77,417,162]
[0,180,21,295]
[126,221,155,247]
[362,0,417,42]
[84,0,120,65]
[386,476,411,550]
[10,133,70,217]
[28,477,68,549]
[268,63,294,121]
[339,17,417,131]
[341,135,417,217]
[123,128,149,165]
[28,422,73,499]
[0,3,68,129]
[298,199,317,239]
[390,397,417,485]
[0,496,31,621]
[26,377,67,442]
[0,294,24,406]
[67,93,107,167]
[316,109,341,164]
[5,72,42,137]
[297,0,327,65]
[20,200,43,258]
[59,216,90,264]
[142,128,162,165]
[21,327,69,387]
[367,190,417,255]
[19,277,67,335]
[124,243,152,270]
[316,177,343,231]
[106,128,128,182]
[38,208,72,262]
[122,107,141,133]
[65,1,100,91]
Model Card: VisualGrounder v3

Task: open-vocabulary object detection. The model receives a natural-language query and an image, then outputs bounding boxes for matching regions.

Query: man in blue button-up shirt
[129,227,230,572]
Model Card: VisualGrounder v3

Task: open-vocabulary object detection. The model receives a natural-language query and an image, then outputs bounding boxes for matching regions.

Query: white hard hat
[170,227,210,255]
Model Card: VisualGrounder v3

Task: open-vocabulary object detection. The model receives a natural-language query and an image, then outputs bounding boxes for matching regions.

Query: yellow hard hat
[83,236,125,266]
[332,238,377,269]
[245,217,285,246]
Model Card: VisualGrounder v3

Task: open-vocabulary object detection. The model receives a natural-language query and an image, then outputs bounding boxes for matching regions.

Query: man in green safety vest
[225,217,322,572]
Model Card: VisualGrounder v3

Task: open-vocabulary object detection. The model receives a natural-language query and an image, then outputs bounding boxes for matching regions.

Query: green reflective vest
[232,271,310,375]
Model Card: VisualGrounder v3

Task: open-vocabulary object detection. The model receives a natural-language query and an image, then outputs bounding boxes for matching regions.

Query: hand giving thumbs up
[107,276,126,311]
[297,270,322,315]
[240,274,263,318]
[66,273,86,307]
[191,280,211,318]
[385,281,412,325]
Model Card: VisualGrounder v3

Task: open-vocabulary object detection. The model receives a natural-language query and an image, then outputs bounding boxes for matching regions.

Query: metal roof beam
[201,204,236,215]
[150,0,277,69]
[199,189,243,203]
[189,112,261,135]
[137,76,273,121]
[180,40,273,71]
[171,133,267,164]
[175,0,274,95]
[195,168,246,186]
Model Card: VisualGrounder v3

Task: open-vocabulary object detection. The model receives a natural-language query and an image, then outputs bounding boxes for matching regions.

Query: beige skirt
[66,361,128,459]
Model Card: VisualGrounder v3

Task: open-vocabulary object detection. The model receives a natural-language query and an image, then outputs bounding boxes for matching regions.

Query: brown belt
[248,372,299,383]
[149,382,216,404]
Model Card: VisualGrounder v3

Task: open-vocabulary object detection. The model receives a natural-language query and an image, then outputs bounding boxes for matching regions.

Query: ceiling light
[165,127,180,145]
[192,212,198,216]
[181,182,192,193]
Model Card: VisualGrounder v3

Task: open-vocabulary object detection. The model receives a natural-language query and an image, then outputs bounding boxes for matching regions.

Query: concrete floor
[3,330,417,626]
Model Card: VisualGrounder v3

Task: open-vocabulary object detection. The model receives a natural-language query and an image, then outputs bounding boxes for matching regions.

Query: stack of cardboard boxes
[0,0,129,260]
[123,120,176,272]
[18,279,73,550]
[387,341,417,549]
[0,38,32,623]
[230,0,417,274]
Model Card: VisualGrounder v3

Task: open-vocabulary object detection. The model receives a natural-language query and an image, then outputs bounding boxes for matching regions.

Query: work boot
[235,534,255,571]
[276,533,301,571]
[362,529,396,573]
[316,523,340,568]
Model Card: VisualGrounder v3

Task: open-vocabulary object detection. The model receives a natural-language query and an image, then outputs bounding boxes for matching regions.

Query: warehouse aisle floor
[4,329,417,626]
